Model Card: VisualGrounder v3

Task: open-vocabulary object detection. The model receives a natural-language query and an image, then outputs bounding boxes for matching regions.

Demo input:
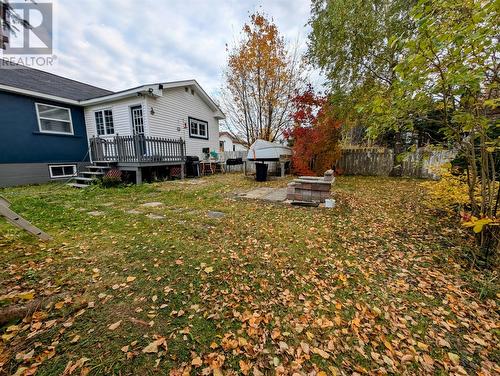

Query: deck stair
[67,162,113,189]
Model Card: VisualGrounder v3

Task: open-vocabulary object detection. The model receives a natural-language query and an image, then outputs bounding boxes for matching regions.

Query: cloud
[34,0,324,94]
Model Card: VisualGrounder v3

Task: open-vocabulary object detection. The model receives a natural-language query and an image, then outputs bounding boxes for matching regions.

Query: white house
[82,80,224,159]
[219,131,247,152]
[76,80,225,184]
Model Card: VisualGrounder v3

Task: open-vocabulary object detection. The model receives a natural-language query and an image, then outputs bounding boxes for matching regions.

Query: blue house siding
[0,91,89,164]
[0,91,90,187]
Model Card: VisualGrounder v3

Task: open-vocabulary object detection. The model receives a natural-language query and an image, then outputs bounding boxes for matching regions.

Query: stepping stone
[141,202,163,207]
[87,211,104,216]
[146,213,165,219]
[239,187,287,202]
[126,209,141,214]
[207,211,225,219]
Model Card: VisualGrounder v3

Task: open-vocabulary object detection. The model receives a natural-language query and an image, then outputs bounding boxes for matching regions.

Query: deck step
[74,176,95,182]
[67,183,90,189]
[81,171,104,176]
[85,165,111,171]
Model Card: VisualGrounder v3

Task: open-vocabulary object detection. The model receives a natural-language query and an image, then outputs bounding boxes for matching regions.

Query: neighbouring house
[0,61,224,187]
[219,131,247,153]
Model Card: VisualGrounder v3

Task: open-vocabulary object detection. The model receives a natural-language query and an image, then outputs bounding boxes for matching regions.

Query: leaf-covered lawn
[0,175,498,375]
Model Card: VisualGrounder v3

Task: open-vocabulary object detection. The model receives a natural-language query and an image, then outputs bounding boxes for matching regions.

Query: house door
[131,105,146,157]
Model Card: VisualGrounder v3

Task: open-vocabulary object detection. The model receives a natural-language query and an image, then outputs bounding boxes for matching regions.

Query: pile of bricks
[286,170,335,203]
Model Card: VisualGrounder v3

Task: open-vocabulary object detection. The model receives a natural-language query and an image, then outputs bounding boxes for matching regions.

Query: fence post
[115,134,121,162]
[89,136,95,162]
[180,138,186,161]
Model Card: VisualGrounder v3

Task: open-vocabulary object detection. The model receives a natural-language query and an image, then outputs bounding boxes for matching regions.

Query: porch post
[135,168,143,184]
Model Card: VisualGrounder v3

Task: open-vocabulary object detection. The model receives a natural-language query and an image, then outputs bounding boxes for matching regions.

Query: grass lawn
[0,174,498,375]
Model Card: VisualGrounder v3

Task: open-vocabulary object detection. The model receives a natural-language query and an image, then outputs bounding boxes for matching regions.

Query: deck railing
[90,135,186,163]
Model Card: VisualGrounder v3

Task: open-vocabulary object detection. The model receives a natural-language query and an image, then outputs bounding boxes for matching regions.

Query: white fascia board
[79,84,159,106]
[0,84,80,105]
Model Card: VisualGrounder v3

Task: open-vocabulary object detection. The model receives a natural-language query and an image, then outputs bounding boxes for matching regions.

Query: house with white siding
[80,80,225,184]
[219,131,248,152]
[83,81,224,158]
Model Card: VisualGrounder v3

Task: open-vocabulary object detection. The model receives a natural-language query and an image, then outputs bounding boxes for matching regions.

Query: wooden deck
[89,135,186,183]
[90,135,185,164]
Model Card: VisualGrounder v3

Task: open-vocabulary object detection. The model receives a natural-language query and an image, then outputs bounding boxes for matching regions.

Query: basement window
[36,103,74,135]
[49,164,76,179]
[188,117,208,140]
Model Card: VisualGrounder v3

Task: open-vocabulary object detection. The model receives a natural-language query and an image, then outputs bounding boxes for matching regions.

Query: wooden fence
[337,147,456,178]
[90,135,185,163]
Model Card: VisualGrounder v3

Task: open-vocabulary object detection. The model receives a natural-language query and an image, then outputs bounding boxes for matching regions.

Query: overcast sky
[32,0,321,97]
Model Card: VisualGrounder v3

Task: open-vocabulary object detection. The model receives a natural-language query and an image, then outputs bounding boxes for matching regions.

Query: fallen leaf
[70,335,80,344]
[300,342,310,355]
[108,320,122,331]
[142,337,166,353]
[417,341,429,351]
[192,357,203,367]
[126,276,136,282]
[239,360,251,375]
[18,292,35,300]
[312,347,329,359]
[448,352,460,366]
[210,342,218,349]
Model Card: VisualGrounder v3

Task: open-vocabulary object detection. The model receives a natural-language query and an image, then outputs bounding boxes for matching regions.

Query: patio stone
[207,211,225,218]
[141,202,163,207]
[239,187,287,202]
[87,211,104,216]
[146,213,165,219]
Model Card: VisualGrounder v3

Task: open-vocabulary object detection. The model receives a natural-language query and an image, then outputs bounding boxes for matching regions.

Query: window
[94,109,114,136]
[36,103,73,135]
[219,141,225,152]
[188,117,208,140]
[49,164,76,178]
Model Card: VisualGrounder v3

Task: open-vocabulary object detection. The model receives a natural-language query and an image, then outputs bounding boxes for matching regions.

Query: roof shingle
[0,60,113,101]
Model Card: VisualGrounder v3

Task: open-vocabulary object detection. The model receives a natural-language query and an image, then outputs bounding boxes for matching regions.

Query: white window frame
[188,117,208,140]
[48,164,77,179]
[94,108,115,136]
[35,102,74,135]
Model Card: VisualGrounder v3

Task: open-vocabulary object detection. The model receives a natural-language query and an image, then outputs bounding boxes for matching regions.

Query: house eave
[79,84,161,106]
[0,80,226,119]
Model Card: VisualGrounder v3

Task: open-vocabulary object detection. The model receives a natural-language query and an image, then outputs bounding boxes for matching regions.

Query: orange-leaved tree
[285,86,342,175]
[222,12,303,146]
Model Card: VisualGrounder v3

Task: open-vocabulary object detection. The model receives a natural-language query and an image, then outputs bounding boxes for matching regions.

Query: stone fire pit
[286,170,335,204]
